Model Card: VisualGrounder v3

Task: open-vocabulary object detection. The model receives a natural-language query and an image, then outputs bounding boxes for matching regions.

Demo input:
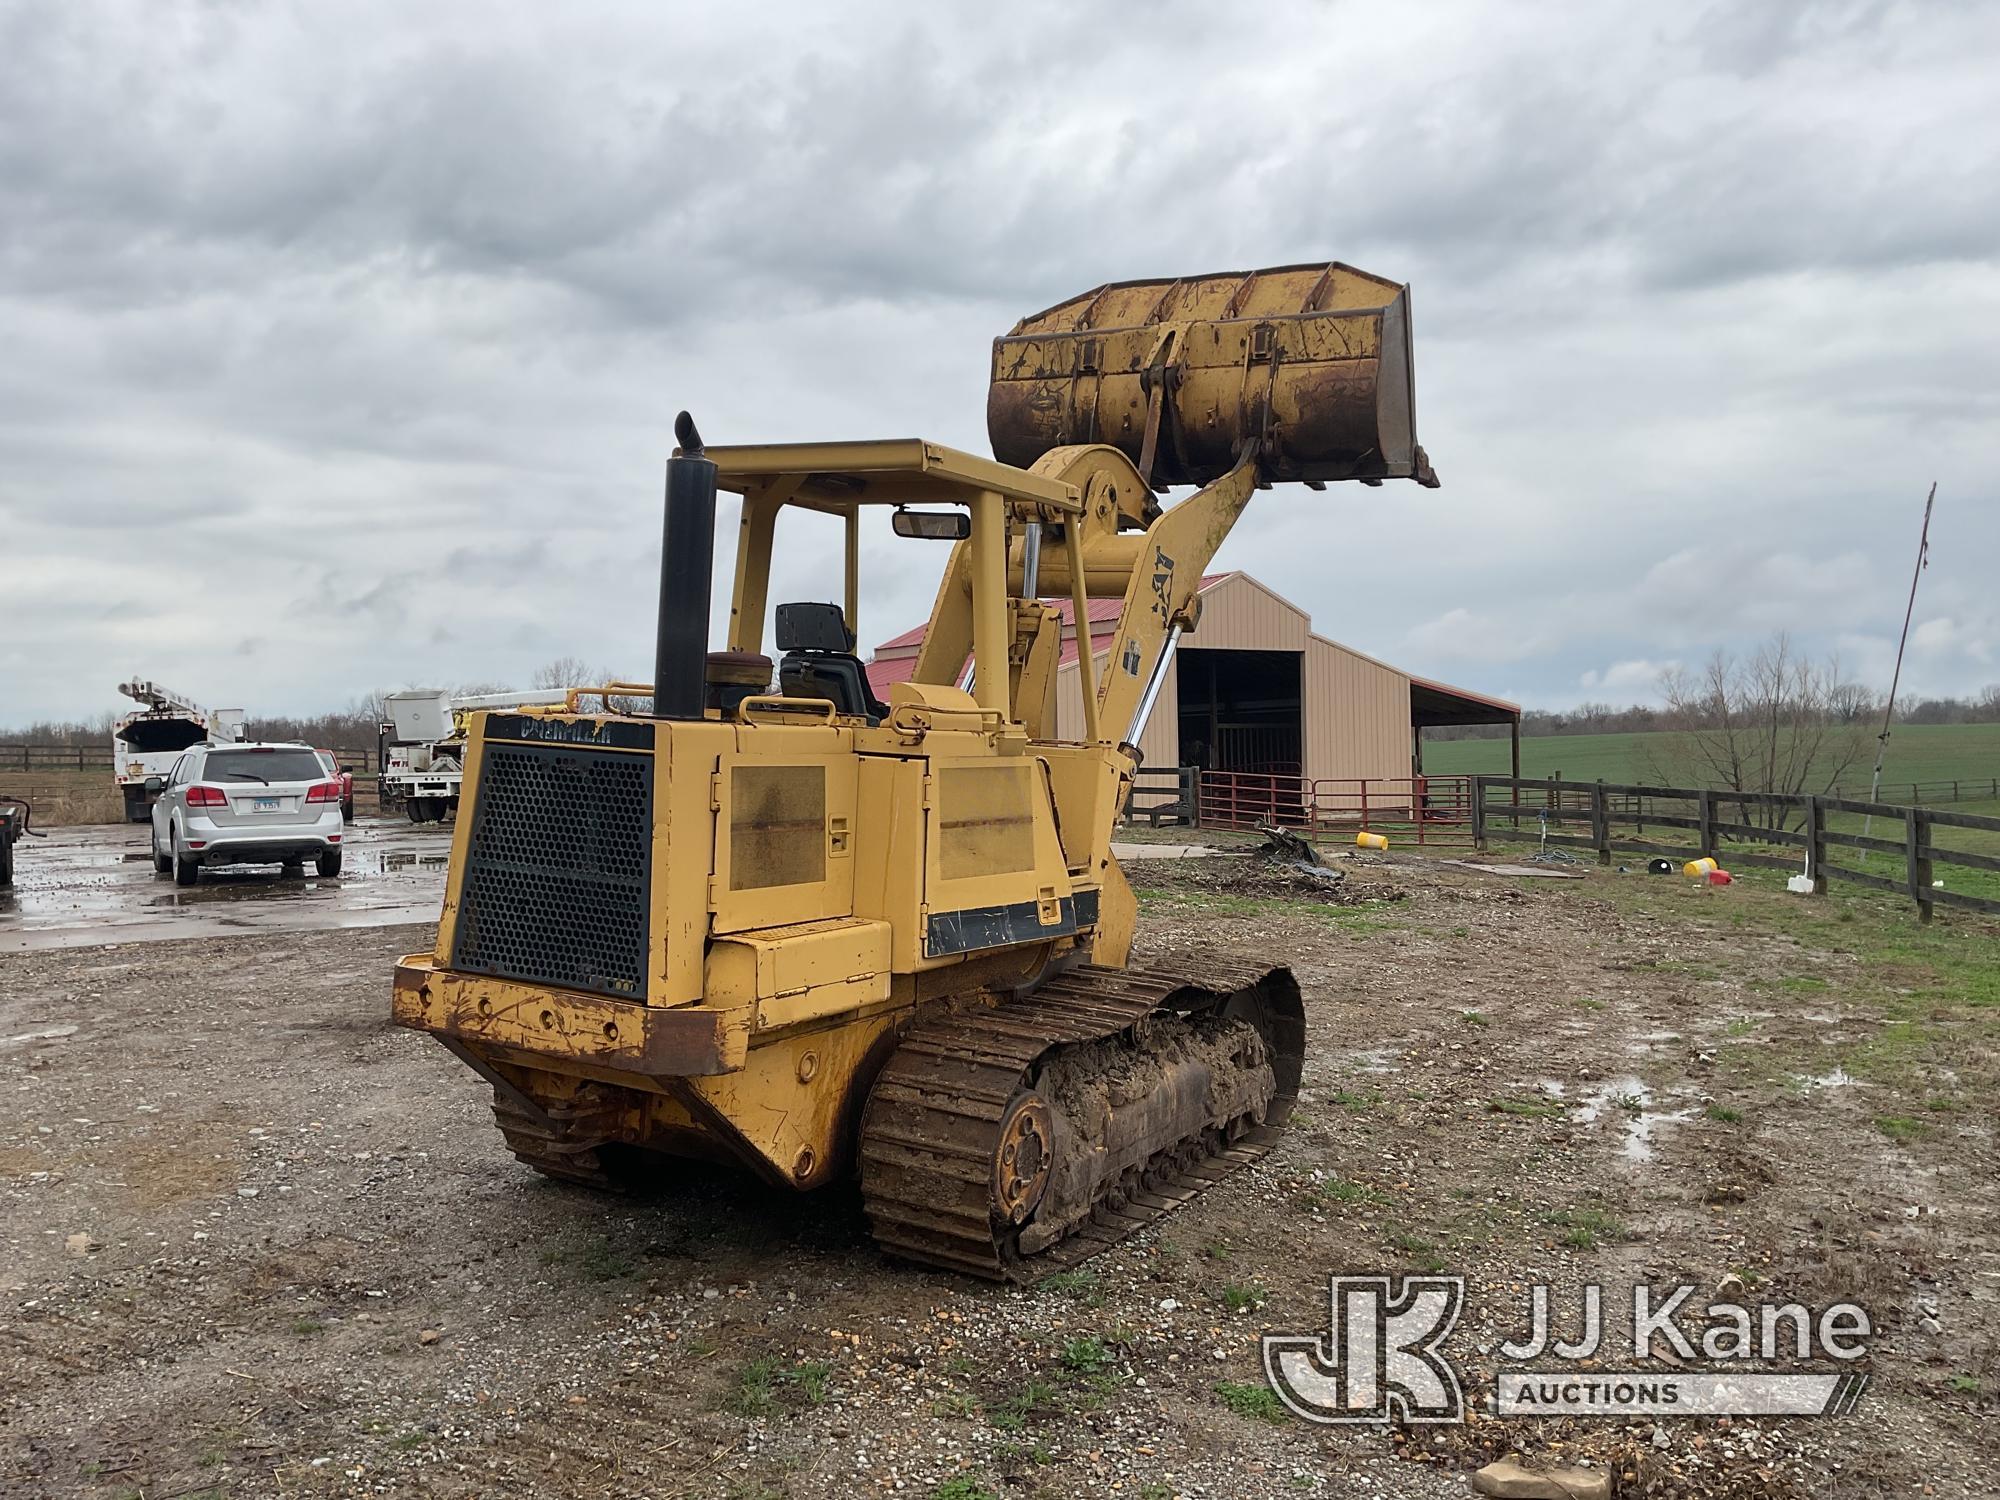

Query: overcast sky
[3,0,1995,726]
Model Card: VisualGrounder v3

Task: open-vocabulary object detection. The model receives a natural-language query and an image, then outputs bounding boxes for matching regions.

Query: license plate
[255,796,279,811]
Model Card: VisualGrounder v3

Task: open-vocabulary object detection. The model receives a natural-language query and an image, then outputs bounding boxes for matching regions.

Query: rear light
[185,785,227,806]
[306,781,343,804]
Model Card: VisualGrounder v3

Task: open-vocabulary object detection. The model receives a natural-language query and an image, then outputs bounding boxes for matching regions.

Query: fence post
[1591,781,1611,865]
[1806,796,1828,894]
[1697,789,1716,859]
[1905,808,1932,923]
[1470,776,1487,851]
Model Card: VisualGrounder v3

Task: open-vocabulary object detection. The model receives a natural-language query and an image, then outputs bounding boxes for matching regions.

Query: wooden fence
[1471,776,2000,921]
[2,742,382,773]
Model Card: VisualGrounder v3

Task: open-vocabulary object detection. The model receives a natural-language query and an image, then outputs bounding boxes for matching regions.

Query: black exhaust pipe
[654,411,717,720]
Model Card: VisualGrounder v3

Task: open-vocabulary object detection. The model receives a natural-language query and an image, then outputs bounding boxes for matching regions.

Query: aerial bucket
[988,262,1438,489]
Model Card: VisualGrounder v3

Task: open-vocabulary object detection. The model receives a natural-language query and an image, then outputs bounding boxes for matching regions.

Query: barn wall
[1190,575,1309,650]
[1303,634,1413,783]
[1054,647,1179,771]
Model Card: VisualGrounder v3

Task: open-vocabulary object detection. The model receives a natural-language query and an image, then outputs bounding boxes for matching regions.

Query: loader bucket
[988,262,1437,489]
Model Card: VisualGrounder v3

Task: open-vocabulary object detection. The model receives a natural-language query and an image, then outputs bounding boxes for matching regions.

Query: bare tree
[1826,678,1878,725]
[1644,635,1872,827]
[531,656,599,690]
[531,657,649,714]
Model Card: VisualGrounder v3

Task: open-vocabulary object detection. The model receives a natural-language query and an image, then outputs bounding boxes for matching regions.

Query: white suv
[149,742,346,885]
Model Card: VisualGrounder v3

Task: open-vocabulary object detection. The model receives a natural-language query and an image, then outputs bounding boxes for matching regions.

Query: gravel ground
[1,853,1993,1498]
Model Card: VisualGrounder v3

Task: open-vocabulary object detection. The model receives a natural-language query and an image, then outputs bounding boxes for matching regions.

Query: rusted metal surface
[856,955,1304,1280]
[988,262,1438,489]
[392,960,733,1076]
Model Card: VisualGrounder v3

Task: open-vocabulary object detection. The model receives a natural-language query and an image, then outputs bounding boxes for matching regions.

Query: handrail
[740,694,838,725]
[562,682,655,712]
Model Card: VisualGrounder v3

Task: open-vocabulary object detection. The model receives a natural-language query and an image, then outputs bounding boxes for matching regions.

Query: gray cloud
[2,0,1997,723]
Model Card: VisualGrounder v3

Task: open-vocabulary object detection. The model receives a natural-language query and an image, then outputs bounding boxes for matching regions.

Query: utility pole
[1861,483,1936,859]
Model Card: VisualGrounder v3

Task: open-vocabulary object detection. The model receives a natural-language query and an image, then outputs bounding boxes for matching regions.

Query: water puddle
[1338,1046,1400,1075]
[1575,1076,1695,1163]
[0,818,454,952]
[1798,1067,1864,1090]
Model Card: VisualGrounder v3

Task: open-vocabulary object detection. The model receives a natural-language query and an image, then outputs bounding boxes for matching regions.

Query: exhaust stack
[654,411,717,720]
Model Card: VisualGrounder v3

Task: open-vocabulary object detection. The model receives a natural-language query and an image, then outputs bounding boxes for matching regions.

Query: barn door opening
[1175,649,1303,776]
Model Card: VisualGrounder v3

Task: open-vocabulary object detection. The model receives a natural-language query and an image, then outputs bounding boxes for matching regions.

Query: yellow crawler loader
[393,263,1438,1278]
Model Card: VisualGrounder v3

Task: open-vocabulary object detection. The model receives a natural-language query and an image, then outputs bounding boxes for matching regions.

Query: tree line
[0,659,640,747]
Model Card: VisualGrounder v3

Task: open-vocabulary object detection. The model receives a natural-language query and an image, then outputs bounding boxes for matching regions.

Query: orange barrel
[1683,857,1719,878]
[988,263,1439,489]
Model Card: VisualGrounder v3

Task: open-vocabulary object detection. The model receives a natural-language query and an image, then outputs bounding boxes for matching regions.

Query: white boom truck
[113,680,246,823]
[378,689,569,822]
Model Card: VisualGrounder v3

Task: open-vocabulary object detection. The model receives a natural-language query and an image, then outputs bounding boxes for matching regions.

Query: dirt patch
[1,858,1993,1498]
[1128,849,1412,907]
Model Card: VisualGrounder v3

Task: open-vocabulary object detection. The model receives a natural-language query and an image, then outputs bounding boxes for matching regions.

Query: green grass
[1327,1086,1382,1111]
[1705,1103,1743,1124]
[1565,861,2000,1112]
[1038,1269,1104,1307]
[1545,1205,1625,1250]
[1214,1380,1289,1424]
[1128,883,1407,932]
[1875,1115,1932,1142]
[932,1480,998,1500]
[1295,1175,1389,1210]
[1220,1283,1267,1313]
[726,1357,832,1417]
[1488,1096,1564,1119]
[1423,721,2000,789]
[1058,1336,1114,1375]
[1386,1227,1448,1273]
[989,1379,1058,1432]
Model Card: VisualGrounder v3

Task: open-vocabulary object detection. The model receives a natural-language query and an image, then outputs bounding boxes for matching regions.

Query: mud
[0,854,1992,1498]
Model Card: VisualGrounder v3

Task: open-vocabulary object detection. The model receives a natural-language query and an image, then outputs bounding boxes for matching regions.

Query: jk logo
[1262,1275,1466,1424]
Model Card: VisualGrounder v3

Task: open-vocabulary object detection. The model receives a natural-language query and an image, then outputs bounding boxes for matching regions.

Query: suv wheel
[151,828,171,874]
[316,849,344,878]
[173,833,200,887]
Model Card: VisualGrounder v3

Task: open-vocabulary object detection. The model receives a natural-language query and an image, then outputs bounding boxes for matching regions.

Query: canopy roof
[1410,675,1519,727]
[701,438,1079,516]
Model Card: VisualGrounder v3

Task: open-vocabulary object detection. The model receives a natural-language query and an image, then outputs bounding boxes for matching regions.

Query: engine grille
[450,744,653,1000]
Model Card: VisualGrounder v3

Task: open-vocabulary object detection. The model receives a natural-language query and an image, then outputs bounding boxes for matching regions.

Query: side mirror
[144,777,165,793]
[892,508,971,541]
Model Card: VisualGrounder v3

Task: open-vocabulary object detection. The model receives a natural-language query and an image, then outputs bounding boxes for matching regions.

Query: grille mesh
[451,745,653,999]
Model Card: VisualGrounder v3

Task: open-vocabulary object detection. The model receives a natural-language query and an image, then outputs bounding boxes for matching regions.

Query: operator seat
[774,602,888,723]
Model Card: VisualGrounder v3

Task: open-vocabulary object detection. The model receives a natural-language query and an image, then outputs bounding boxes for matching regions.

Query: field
[3,825,1995,1499]
[1422,722,2000,796]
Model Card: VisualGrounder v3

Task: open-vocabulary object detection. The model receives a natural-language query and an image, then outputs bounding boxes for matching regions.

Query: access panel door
[921,755,1078,961]
[712,753,859,935]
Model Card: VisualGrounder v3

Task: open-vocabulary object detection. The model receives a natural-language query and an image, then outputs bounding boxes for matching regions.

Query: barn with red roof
[865,571,1517,787]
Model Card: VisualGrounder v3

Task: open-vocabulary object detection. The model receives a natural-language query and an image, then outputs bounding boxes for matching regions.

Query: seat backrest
[773,602,884,721]
[775,602,853,654]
